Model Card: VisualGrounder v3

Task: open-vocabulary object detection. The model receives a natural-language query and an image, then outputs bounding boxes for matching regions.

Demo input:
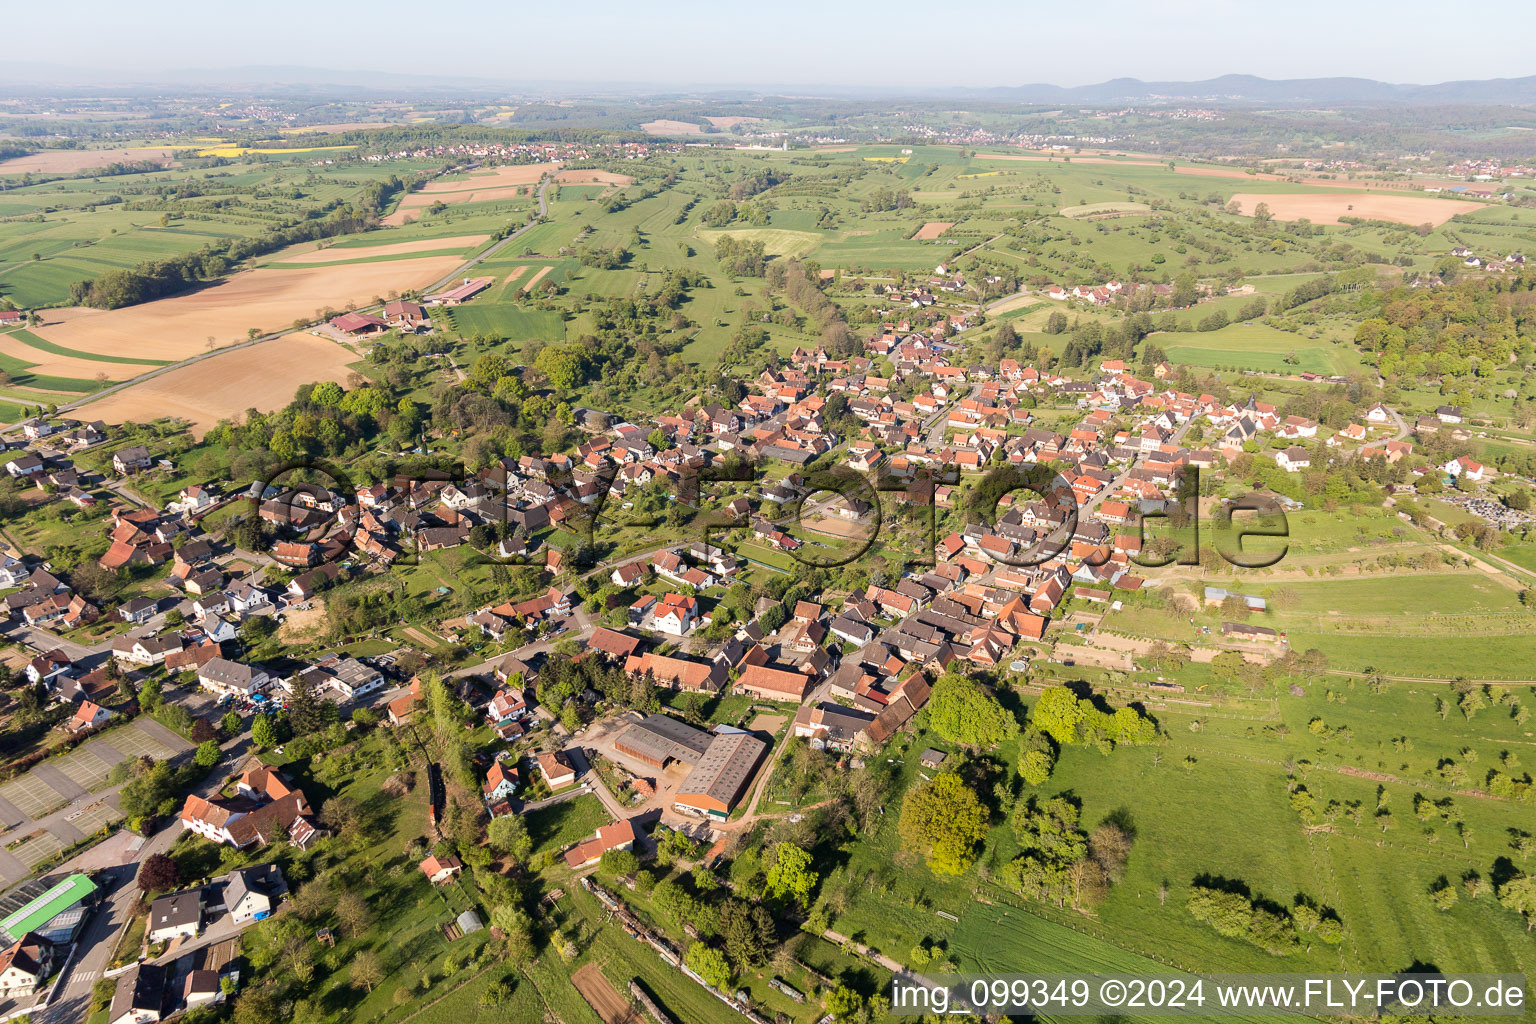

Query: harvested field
[911,221,953,240]
[274,234,489,264]
[1227,192,1467,227]
[977,152,1293,181]
[804,514,875,540]
[980,153,1162,166]
[552,170,635,186]
[1051,643,1134,672]
[705,116,764,129]
[277,599,328,643]
[0,337,156,380]
[987,293,1037,315]
[382,163,558,226]
[521,265,555,293]
[1174,165,1290,181]
[499,265,530,288]
[813,146,858,152]
[571,964,642,1024]
[400,625,444,649]
[281,121,395,133]
[1061,202,1154,219]
[749,713,787,734]
[0,147,179,175]
[640,119,703,135]
[79,332,359,436]
[30,253,467,362]
[416,163,559,193]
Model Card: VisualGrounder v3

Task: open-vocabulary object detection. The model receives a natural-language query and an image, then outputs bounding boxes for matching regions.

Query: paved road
[981,286,1032,314]
[35,735,251,1024]
[924,383,981,447]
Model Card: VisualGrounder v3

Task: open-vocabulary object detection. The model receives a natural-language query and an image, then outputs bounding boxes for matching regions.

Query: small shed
[919,748,947,770]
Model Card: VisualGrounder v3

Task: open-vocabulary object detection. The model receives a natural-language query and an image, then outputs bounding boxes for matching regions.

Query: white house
[227,582,271,615]
[4,454,44,478]
[419,855,463,885]
[67,700,112,733]
[482,759,519,803]
[653,593,699,636]
[197,658,271,697]
[0,934,54,998]
[146,890,203,943]
[199,613,239,644]
[0,553,28,588]
[218,864,286,924]
[1365,403,1392,424]
[112,634,184,667]
[1275,447,1312,473]
[1444,455,1487,482]
[168,485,218,515]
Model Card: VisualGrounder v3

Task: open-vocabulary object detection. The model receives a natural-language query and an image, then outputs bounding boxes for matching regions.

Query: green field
[1157,324,1363,376]
[442,305,567,341]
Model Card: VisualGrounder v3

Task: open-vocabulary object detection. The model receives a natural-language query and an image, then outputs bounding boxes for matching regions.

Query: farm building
[673,730,767,821]
[329,312,388,337]
[424,277,493,305]
[382,299,430,331]
[614,714,713,770]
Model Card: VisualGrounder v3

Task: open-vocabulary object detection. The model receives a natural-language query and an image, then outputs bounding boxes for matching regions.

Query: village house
[537,750,578,790]
[66,700,111,734]
[197,658,272,698]
[146,890,203,944]
[178,764,323,850]
[108,963,165,1024]
[419,855,463,885]
[0,932,55,998]
[112,446,153,475]
[217,864,287,924]
[482,759,519,804]
[1275,447,1311,473]
[112,634,185,668]
[563,819,640,869]
[1444,455,1487,482]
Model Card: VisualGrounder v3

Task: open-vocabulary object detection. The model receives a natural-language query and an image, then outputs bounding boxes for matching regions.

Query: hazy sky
[16,0,1536,89]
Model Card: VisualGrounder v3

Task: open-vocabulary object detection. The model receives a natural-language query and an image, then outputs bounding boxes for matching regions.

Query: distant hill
[974,74,1536,106]
[4,65,1536,106]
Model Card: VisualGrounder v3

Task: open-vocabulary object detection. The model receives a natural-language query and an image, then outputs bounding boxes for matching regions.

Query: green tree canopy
[927,673,1019,747]
[898,772,989,875]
